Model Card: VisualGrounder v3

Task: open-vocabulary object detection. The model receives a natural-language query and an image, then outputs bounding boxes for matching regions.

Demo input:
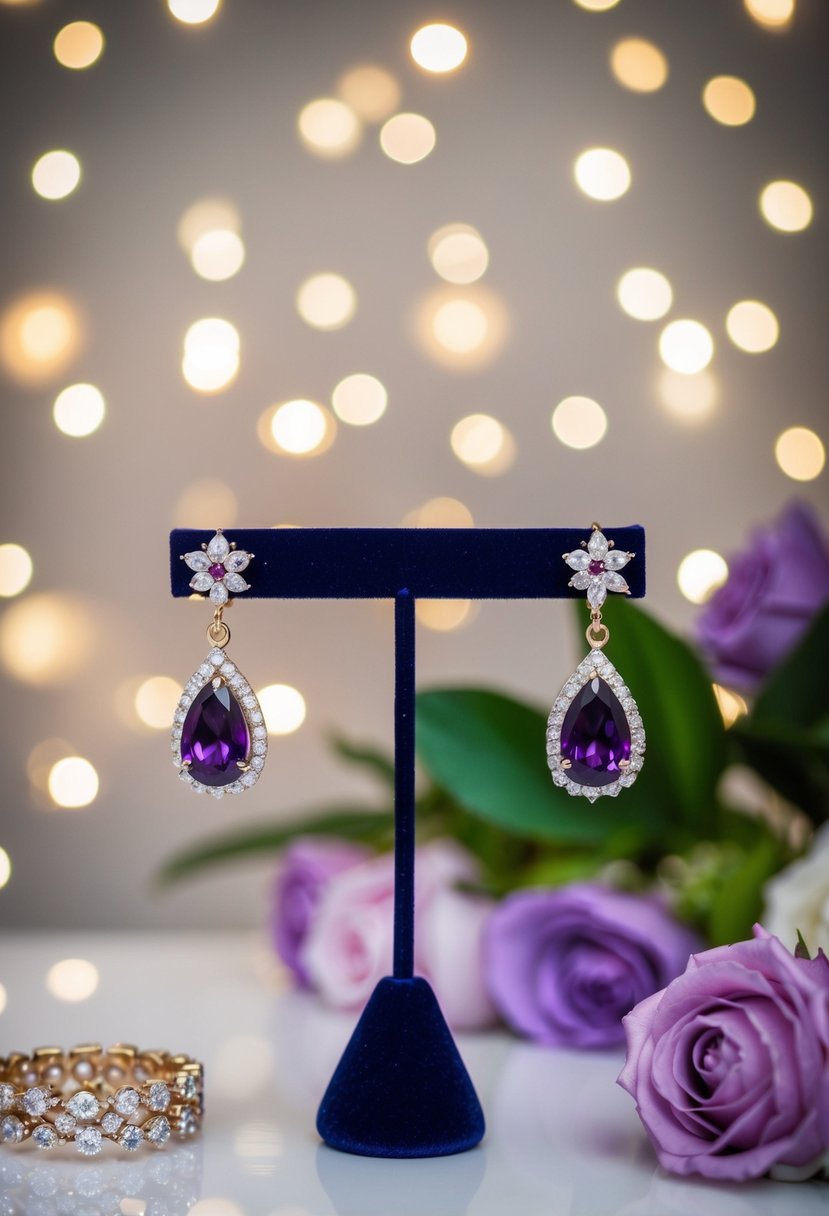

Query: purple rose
[484,884,699,1049]
[697,501,829,692]
[272,837,370,987]
[618,926,829,1181]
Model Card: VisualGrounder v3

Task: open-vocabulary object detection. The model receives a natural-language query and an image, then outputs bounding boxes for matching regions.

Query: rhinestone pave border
[545,649,646,801]
[0,1045,203,1155]
[171,647,268,796]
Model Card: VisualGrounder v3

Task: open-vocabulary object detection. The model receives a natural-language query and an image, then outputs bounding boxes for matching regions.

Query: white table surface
[0,933,825,1216]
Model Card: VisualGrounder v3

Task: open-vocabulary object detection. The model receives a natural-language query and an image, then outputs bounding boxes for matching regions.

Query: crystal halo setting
[546,525,646,800]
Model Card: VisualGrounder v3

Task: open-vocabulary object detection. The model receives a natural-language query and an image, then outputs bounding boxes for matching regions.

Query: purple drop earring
[171,529,268,798]
[546,523,646,802]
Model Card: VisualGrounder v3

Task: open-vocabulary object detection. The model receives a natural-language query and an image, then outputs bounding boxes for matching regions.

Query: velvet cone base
[316,976,486,1158]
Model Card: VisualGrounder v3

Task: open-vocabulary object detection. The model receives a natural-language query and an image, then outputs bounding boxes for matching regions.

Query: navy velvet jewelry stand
[170,526,646,1159]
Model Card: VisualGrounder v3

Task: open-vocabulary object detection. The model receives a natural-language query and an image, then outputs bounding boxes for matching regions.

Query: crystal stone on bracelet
[101,1111,122,1134]
[75,1126,103,1156]
[67,1090,100,1121]
[21,1087,52,1117]
[0,1085,14,1111]
[145,1115,171,1146]
[113,1086,141,1116]
[119,1123,144,1151]
[147,1082,170,1111]
[54,1112,76,1134]
[1,1115,24,1144]
[33,1124,58,1149]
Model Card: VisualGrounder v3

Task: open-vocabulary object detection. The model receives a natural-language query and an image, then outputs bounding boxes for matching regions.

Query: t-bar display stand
[170,526,646,1158]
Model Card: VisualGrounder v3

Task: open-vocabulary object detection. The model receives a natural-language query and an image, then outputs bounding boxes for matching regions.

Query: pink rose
[272,837,371,986]
[302,840,498,1030]
[618,926,829,1181]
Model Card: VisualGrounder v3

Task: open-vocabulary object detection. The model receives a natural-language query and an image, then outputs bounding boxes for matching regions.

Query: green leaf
[731,604,829,821]
[416,687,640,845]
[707,826,782,945]
[328,734,396,788]
[729,717,829,821]
[156,807,394,886]
[752,603,829,728]
[591,598,727,839]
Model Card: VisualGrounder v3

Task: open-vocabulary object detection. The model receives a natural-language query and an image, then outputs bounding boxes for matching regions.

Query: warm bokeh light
[379,113,436,164]
[450,414,515,475]
[53,21,104,70]
[296,273,356,330]
[551,396,608,449]
[0,291,83,386]
[573,0,622,9]
[725,300,779,353]
[182,316,240,393]
[0,593,92,686]
[416,284,509,371]
[774,426,825,482]
[32,150,81,201]
[659,319,714,374]
[610,38,668,92]
[574,148,631,201]
[190,229,245,281]
[135,676,182,731]
[298,98,361,159]
[657,369,719,423]
[702,76,756,126]
[403,497,474,528]
[677,549,729,604]
[759,180,813,232]
[177,197,241,252]
[416,600,476,632]
[337,64,400,123]
[713,684,749,727]
[433,300,487,353]
[167,0,222,25]
[427,223,489,284]
[46,958,99,1002]
[616,267,672,321]
[173,478,238,527]
[0,544,33,598]
[0,846,10,891]
[48,756,99,808]
[744,0,795,28]
[270,399,335,456]
[331,373,388,426]
[53,382,106,437]
[258,684,306,735]
[410,23,467,73]
[0,983,6,1015]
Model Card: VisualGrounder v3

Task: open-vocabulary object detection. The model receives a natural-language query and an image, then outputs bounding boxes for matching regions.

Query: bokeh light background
[0,0,826,931]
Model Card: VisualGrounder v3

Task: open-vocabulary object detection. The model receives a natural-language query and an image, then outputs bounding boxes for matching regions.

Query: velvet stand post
[169,527,646,1158]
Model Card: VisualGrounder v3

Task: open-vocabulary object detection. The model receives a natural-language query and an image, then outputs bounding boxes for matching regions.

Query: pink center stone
[208,563,225,580]
[588,559,605,576]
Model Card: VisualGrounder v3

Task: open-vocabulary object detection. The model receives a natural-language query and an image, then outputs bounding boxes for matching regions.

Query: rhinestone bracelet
[0,1043,203,1155]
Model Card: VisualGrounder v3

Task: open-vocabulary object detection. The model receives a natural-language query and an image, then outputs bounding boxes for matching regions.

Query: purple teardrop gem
[181,680,250,786]
[560,676,631,787]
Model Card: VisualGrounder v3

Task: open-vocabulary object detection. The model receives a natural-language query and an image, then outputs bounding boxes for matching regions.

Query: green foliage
[157,807,394,886]
[730,604,829,821]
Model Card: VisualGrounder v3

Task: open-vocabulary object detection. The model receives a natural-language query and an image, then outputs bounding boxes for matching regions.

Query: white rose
[763,823,829,955]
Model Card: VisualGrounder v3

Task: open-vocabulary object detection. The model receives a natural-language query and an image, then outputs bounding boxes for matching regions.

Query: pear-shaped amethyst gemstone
[560,676,631,787]
[181,680,250,786]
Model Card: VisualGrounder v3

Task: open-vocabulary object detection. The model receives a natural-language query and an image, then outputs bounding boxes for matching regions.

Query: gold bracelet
[0,1043,203,1154]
